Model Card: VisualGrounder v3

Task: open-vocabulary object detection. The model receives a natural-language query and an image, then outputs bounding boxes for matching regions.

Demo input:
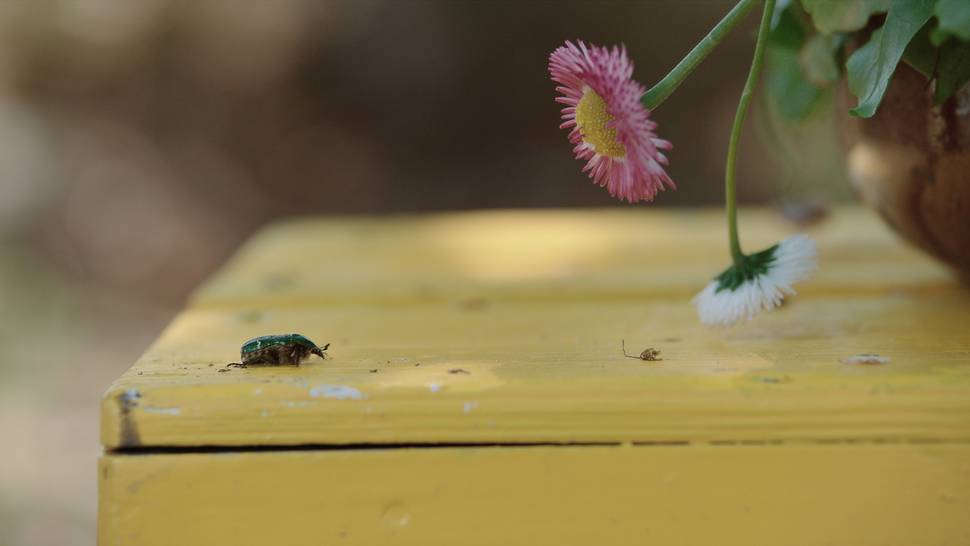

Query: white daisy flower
[693,234,817,327]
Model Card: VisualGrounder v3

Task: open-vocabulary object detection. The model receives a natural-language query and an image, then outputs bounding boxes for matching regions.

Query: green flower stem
[642,0,760,110]
[725,0,775,264]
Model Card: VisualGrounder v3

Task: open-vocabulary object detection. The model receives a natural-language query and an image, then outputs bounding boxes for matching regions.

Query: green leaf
[901,19,970,105]
[766,1,825,121]
[800,0,889,34]
[902,22,937,77]
[935,39,970,104]
[935,0,970,41]
[847,0,937,118]
[800,34,843,85]
[770,1,809,49]
[929,26,951,46]
[767,47,825,120]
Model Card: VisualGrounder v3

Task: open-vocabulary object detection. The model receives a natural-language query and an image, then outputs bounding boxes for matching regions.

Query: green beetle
[238,334,329,366]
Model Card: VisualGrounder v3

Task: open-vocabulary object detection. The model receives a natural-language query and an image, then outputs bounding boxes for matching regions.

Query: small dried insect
[230,334,329,367]
[622,340,662,361]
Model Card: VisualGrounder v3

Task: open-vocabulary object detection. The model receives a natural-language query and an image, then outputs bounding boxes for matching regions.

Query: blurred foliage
[766,0,828,120]
[934,0,970,42]
[847,0,935,117]
[800,0,889,34]
[767,0,970,122]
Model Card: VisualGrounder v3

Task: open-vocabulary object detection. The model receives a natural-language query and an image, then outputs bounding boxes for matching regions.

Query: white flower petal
[693,234,817,327]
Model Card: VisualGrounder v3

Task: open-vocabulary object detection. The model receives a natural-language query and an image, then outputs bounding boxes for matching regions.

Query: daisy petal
[549,40,675,203]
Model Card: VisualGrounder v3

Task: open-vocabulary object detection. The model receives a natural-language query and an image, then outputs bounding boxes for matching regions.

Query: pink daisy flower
[549,40,675,203]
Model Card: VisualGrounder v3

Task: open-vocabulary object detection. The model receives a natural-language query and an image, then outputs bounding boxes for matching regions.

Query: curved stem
[725,0,774,264]
[642,0,759,111]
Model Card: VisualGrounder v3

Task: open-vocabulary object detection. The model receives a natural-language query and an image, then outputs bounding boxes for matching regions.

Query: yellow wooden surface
[101,207,970,449]
[100,443,970,546]
[99,207,970,545]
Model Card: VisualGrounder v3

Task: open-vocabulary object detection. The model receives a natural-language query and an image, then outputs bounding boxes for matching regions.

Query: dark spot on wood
[263,275,294,291]
[448,368,470,375]
[237,310,264,323]
[116,389,142,448]
[457,298,490,311]
[369,369,379,373]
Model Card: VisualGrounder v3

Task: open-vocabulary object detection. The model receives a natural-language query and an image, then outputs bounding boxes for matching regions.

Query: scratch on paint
[142,406,181,416]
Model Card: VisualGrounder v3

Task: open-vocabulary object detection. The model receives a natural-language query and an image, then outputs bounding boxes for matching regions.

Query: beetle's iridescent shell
[241,334,319,355]
[240,334,326,366]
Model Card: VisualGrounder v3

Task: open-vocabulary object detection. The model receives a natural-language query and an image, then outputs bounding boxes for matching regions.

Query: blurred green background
[0,1,849,544]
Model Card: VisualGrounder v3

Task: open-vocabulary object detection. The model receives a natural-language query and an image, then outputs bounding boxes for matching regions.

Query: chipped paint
[427,383,442,393]
[309,385,366,400]
[115,389,142,447]
[463,401,479,414]
[121,389,141,406]
[841,354,891,365]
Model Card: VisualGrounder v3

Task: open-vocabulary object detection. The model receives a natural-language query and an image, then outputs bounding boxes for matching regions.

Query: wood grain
[99,443,970,546]
[101,208,970,449]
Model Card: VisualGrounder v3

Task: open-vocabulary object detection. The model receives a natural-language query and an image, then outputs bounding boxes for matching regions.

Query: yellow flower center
[575,87,626,158]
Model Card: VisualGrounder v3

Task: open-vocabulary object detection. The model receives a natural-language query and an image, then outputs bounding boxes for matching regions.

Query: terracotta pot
[842,63,970,281]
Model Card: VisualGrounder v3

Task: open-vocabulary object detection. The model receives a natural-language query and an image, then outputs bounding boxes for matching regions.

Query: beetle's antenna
[621,340,639,359]
[311,343,330,359]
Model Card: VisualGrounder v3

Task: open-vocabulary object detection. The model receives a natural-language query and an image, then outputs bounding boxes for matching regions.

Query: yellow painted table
[99,208,970,546]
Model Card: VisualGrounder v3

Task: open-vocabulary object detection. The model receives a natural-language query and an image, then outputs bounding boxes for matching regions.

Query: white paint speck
[254,388,263,395]
[310,385,366,400]
[427,383,442,393]
[463,402,478,414]
[142,407,181,416]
